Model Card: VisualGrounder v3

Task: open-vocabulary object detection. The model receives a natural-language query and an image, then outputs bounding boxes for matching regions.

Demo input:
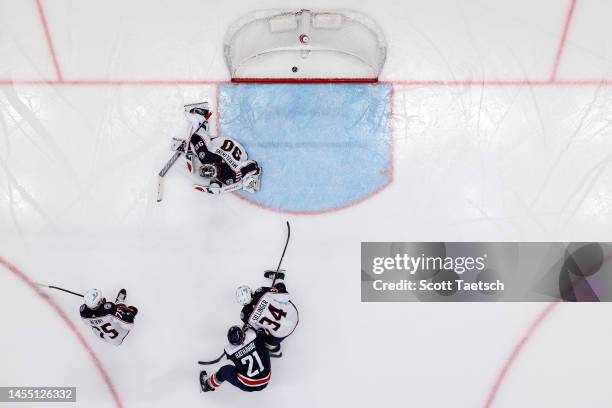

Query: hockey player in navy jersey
[79,288,139,346]
[235,271,299,358]
[200,326,272,393]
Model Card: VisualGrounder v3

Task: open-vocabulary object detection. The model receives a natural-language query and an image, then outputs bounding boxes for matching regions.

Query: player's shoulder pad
[103,302,117,312]
[225,329,257,355]
[250,287,269,304]
[254,287,267,295]
[240,303,254,322]
[272,282,288,294]
[80,302,115,318]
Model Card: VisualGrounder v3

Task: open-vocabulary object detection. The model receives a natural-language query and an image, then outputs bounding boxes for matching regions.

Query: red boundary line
[385,79,612,86]
[34,0,62,81]
[550,0,578,81]
[1,79,611,86]
[0,256,123,408]
[484,302,560,407]
[0,79,224,86]
[484,252,612,407]
[231,77,378,84]
[5,0,604,86]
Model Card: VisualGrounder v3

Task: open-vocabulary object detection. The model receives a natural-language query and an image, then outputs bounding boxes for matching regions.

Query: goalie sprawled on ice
[171,102,261,195]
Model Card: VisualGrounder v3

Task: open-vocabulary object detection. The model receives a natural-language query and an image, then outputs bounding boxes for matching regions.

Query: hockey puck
[292,66,298,73]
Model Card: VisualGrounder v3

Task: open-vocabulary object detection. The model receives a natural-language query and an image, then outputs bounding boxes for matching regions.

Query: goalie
[172,102,261,195]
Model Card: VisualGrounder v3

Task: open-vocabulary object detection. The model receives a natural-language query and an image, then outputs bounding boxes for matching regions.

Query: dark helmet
[227,326,245,346]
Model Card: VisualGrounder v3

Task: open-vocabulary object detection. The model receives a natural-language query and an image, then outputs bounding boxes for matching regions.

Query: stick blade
[157,176,164,202]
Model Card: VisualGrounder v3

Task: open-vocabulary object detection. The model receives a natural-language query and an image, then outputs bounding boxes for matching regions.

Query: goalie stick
[157,113,210,202]
[156,150,182,202]
[36,283,84,298]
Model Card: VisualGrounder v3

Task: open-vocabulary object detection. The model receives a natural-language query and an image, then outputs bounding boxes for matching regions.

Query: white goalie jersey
[242,289,299,339]
[177,102,261,195]
[80,303,134,346]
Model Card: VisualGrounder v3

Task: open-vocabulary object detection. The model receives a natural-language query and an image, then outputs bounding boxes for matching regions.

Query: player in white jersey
[79,288,138,346]
[236,271,299,357]
[171,102,261,195]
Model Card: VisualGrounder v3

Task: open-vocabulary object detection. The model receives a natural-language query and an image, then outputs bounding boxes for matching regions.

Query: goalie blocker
[174,102,262,195]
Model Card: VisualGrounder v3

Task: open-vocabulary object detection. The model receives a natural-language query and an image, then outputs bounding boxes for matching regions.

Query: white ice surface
[2,1,612,407]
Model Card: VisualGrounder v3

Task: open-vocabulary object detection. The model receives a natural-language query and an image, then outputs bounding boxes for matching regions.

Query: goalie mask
[199,163,219,179]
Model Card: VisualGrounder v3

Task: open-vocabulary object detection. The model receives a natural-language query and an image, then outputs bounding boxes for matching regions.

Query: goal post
[224,9,387,83]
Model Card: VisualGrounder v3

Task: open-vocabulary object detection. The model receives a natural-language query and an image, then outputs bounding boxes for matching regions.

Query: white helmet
[235,286,253,305]
[84,288,105,309]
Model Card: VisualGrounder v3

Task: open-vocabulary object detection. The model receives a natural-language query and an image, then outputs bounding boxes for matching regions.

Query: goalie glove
[242,172,261,193]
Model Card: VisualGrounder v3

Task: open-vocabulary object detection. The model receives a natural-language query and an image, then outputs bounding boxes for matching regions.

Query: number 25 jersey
[80,302,134,346]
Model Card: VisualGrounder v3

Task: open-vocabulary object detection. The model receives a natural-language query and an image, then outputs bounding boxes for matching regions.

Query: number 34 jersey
[80,302,134,346]
[241,288,299,339]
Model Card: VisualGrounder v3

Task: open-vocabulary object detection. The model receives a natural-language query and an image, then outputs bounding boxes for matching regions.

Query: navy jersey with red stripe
[224,329,271,386]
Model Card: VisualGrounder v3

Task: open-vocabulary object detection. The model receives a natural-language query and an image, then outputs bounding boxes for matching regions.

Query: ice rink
[2,0,612,406]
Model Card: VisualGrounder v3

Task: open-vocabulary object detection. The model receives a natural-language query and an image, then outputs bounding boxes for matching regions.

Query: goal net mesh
[224,9,387,83]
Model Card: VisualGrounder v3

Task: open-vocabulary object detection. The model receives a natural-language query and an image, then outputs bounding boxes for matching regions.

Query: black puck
[291,66,298,73]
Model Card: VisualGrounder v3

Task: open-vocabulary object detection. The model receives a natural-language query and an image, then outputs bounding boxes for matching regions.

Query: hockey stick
[271,221,291,286]
[36,283,84,298]
[157,115,211,203]
[156,150,182,202]
[197,352,225,365]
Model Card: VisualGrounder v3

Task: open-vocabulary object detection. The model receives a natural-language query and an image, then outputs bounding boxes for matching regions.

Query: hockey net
[224,9,387,83]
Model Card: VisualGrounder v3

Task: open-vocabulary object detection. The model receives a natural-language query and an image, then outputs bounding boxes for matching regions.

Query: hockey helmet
[84,288,105,309]
[235,285,253,305]
[227,325,246,346]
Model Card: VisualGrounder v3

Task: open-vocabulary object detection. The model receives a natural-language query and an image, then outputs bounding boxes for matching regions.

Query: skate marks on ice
[219,83,393,214]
